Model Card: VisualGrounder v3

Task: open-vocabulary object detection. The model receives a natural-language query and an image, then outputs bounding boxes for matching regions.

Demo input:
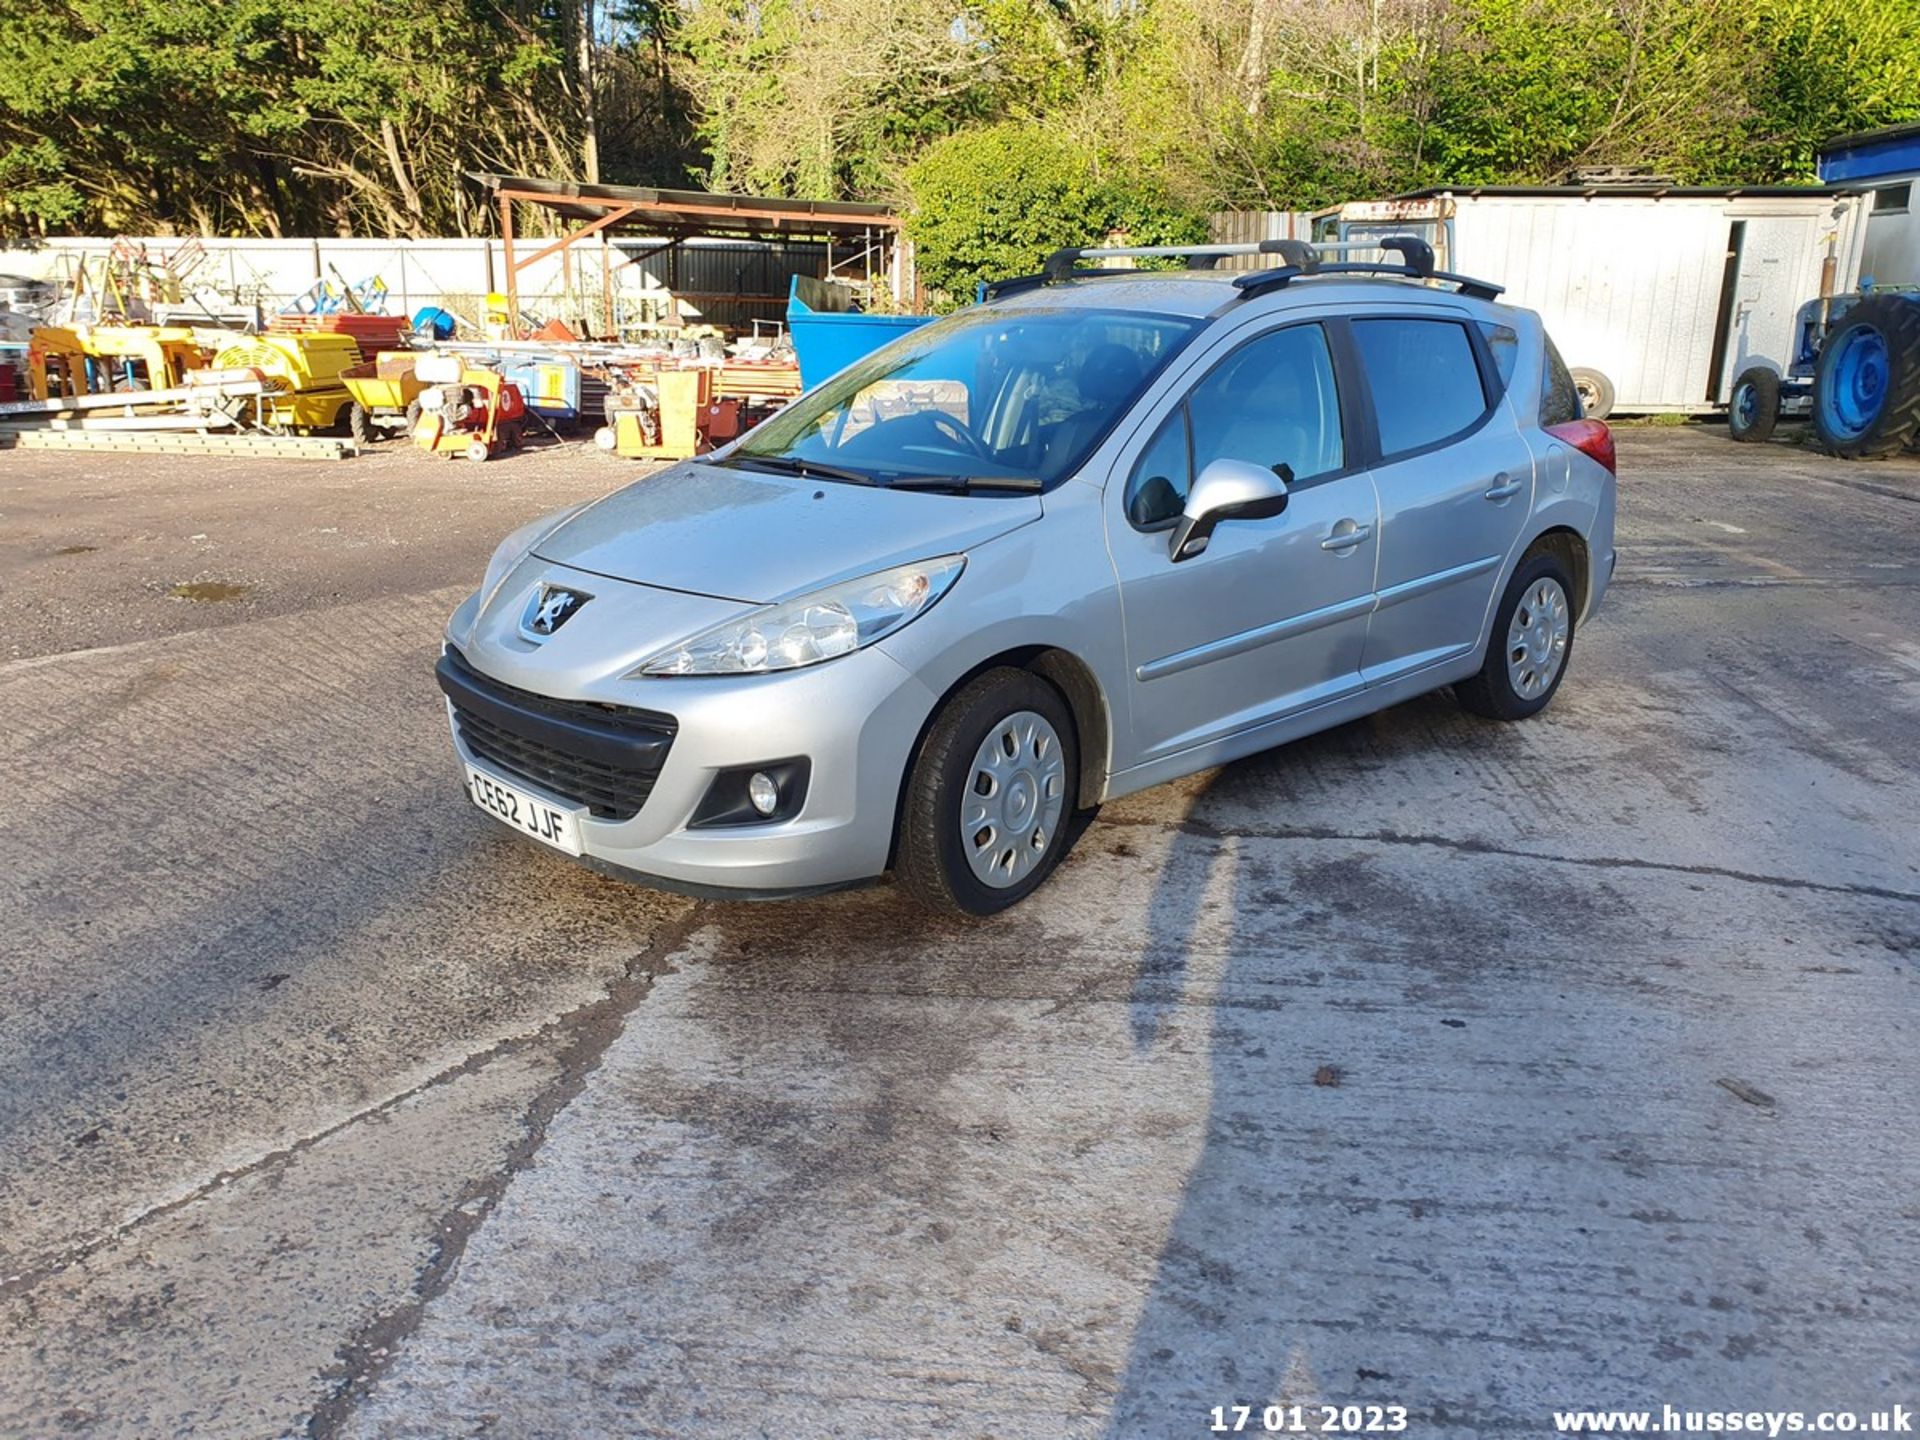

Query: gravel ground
[1,426,1916,1438]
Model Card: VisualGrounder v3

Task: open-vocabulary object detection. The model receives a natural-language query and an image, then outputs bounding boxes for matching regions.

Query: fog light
[747,771,779,816]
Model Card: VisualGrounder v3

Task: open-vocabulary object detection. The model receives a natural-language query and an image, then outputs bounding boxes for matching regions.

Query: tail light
[1546,419,1615,475]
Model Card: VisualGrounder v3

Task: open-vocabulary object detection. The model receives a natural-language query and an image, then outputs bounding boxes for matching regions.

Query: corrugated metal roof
[467,173,898,236]
[1817,123,1920,158]
[1816,124,1920,184]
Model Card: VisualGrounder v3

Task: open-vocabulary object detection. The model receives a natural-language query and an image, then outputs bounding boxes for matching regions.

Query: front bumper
[440,637,939,896]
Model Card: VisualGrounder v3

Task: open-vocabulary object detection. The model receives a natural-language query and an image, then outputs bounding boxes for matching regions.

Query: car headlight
[477,502,591,613]
[635,556,965,676]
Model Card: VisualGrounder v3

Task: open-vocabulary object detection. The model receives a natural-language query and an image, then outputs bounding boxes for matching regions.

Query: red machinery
[411,354,527,462]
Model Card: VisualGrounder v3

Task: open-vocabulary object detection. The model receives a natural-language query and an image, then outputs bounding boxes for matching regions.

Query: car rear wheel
[895,668,1078,917]
[1456,552,1576,722]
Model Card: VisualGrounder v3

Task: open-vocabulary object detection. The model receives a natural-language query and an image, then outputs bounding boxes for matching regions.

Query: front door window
[1124,323,1345,528]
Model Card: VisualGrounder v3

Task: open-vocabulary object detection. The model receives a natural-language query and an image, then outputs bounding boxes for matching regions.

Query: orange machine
[594,356,800,460]
[411,354,527,462]
[596,367,714,460]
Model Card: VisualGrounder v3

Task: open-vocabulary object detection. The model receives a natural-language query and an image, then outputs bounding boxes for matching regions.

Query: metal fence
[0,234,833,333]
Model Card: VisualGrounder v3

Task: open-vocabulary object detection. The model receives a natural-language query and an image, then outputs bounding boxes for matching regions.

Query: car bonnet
[533,460,1044,603]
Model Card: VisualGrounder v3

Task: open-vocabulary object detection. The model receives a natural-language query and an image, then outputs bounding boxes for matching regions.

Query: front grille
[440,647,676,821]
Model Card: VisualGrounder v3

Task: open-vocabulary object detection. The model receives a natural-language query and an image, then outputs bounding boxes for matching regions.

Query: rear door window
[1352,317,1491,458]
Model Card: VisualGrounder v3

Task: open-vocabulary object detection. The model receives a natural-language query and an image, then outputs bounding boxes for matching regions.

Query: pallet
[0,429,357,460]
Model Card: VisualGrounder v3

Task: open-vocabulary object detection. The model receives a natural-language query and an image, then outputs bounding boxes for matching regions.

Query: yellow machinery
[593,356,800,461]
[206,333,362,434]
[339,351,430,444]
[595,367,716,459]
[410,353,528,462]
[28,324,208,401]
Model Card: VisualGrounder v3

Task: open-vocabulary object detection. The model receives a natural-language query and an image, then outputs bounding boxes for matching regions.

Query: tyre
[1569,367,1615,421]
[347,401,376,446]
[1812,295,1920,459]
[465,438,492,463]
[895,668,1079,917]
[1456,551,1577,722]
[1728,366,1780,443]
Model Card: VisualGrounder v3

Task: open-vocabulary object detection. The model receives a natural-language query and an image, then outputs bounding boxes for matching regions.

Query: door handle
[1484,475,1524,501]
[1320,522,1372,552]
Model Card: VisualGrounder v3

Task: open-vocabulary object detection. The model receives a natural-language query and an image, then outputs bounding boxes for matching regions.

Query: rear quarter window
[1540,334,1582,425]
[1352,317,1491,458]
[1477,321,1519,396]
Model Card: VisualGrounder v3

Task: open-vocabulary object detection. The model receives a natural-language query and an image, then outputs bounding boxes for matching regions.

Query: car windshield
[727,305,1202,490]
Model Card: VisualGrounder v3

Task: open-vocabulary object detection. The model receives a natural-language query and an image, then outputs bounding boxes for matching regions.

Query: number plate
[465,766,583,855]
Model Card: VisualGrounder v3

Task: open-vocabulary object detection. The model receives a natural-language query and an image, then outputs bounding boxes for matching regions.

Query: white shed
[1312,186,1868,416]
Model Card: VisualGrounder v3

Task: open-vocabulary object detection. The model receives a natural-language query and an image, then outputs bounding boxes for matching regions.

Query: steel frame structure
[468,173,905,337]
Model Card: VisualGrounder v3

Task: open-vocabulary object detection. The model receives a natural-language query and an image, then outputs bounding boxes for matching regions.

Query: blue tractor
[1729,287,1920,457]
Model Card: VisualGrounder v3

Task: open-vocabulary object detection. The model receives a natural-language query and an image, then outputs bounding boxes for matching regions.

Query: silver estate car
[439,239,1617,915]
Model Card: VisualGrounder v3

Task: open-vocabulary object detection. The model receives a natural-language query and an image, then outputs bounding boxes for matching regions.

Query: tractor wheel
[1570,367,1616,421]
[347,402,377,447]
[1813,295,1920,459]
[1728,366,1780,444]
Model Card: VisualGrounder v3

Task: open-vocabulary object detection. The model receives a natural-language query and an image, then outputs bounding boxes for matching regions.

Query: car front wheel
[1456,552,1577,721]
[895,668,1079,917]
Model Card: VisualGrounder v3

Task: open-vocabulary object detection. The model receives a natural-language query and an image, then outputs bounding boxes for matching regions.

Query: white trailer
[1313,186,1868,416]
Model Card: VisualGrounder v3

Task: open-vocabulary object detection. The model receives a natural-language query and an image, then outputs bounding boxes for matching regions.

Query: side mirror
[1168,459,1291,561]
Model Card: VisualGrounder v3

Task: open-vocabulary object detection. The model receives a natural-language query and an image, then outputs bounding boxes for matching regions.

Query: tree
[6,0,1920,241]
[906,122,1208,305]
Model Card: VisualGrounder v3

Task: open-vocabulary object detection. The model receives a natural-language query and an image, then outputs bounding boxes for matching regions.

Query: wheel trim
[961,709,1067,889]
[1506,577,1570,700]
[1733,382,1756,426]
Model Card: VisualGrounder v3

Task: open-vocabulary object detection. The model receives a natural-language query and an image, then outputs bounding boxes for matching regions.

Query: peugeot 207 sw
[438,238,1616,916]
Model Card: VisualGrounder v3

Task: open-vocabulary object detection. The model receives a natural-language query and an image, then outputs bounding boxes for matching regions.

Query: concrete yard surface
[2,428,1917,1437]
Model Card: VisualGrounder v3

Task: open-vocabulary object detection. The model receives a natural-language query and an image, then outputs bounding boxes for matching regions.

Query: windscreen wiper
[884,474,1044,493]
[721,454,877,485]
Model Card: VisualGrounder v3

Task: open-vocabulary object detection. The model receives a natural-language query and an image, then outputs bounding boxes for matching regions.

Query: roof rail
[1232,234,1503,301]
[978,234,1502,303]
[980,238,1323,300]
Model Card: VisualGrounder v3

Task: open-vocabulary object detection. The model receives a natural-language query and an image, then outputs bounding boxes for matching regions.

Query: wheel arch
[1520,525,1592,620]
[884,643,1114,869]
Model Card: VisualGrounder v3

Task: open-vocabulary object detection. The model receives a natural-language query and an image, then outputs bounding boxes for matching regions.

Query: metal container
[1314,187,1869,413]
[786,276,931,389]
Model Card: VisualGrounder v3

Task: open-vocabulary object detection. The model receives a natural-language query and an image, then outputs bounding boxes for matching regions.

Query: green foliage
[906,122,1207,305]
[1729,0,1920,180]
[4,0,1920,241]
[0,0,691,236]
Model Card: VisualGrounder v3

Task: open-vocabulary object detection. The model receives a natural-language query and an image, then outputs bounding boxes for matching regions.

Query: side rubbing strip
[1136,593,1376,682]
[1373,554,1501,611]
